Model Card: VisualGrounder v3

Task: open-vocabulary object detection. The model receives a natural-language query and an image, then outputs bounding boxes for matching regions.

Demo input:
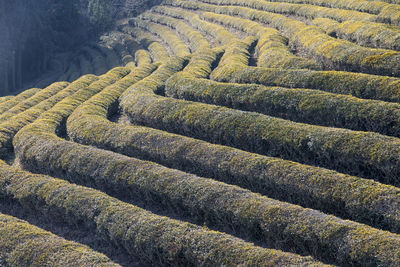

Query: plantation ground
[1,0,400,266]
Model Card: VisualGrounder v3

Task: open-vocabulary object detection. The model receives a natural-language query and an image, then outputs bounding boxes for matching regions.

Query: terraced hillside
[1,0,400,266]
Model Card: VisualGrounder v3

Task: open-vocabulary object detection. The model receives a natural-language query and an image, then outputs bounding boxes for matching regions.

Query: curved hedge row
[119,58,400,186]
[135,49,153,66]
[166,75,400,137]
[148,42,171,63]
[0,88,41,114]
[119,26,171,63]
[65,53,400,236]
[193,0,378,22]
[132,19,191,57]
[248,0,389,14]
[0,82,69,123]
[20,122,400,266]
[167,46,400,136]
[205,38,400,103]
[212,65,400,102]
[245,0,400,25]
[152,5,238,45]
[66,107,400,234]
[8,59,397,266]
[167,0,400,76]
[0,212,120,267]
[177,47,224,79]
[200,11,320,69]
[378,4,400,25]
[0,96,13,104]
[10,62,323,265]
[140,11,211,51]
[0,162,324,267]
[312,17,400,50]
[0,75,98,156]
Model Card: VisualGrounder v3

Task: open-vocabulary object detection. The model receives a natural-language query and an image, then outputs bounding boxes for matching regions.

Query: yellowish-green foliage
[195,0,378,22]
[121,56,400,187]
[0,82,69,123]
[119,26,171,62]
[313,17,400,50]
[0,88,41,114]
[167,0,400,76]
[167,75,400,137]
[135,49,153,66]
[131,18,191,57]
[3,0,400,265]
[140,11,211,51]
[0,75,97,156]
[0,161,324,266]
[28,56,397,266]
[200,11,320,69]
[0,211,120,266]
[61,51,400,241]
[0,96,13,104]
[248,0,390,14]
[7,62,326,266]
[148,42,170,62]
[152,5,238,45]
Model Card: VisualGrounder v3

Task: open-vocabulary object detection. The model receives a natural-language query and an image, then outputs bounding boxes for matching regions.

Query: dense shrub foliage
[1,0,400,266]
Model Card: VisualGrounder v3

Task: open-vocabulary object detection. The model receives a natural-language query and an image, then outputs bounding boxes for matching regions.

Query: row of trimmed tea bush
[119,25,171,63]
[51,60,400,266]
[211,63,400,102]
[113,42,135,68]
[148,42,171,62]
[249,0,400,25]
[120,58,400,185]
[22,117,400,266]
[66,103,400,235]
[152,5,238,45]
[193,0,378,22]
[175,47,224,79]
[9,58,399,266]
[0,212,120,266]
[140,11,211,51]
[0,75,98,156]
[202,35,400,103]
[64,53,400,236]
[135,49,153,66]
[166,75,400,137]
[9,65,321,265]
[0,88,41,114]
[0,96,13,104]
[250,0,389,14]
[12,66,130,151]
[312,17,400,50]
[378,3,400,25]
[140,42,168,63]
[132,19,191,57]
[170,40,400,136]
[0,82,69,122]
[68,58,180,136]
[166,0,400,76]
[0,161,323,266]
[200,11,321,69]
